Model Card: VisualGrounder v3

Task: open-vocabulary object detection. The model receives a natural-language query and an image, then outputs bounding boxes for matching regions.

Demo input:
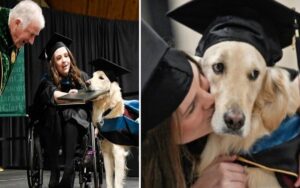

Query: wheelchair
[26,115,103,188]
[26,83,103,188]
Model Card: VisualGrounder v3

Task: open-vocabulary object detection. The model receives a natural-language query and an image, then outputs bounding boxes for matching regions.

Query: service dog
[195,41,300,188]
[88,71,129,188]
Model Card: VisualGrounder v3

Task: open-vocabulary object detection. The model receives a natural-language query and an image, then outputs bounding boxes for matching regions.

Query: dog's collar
[95,120,104,129]
[95,108,113,128]
[103,108,112,117]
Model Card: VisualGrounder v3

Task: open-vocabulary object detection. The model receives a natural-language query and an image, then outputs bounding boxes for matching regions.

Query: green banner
[0,47,26,116]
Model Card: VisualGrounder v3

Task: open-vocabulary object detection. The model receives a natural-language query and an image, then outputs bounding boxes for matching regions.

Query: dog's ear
[109,82,122,103]
[255,68,290,131]
[106,82,124,118]
[290,74,300,114]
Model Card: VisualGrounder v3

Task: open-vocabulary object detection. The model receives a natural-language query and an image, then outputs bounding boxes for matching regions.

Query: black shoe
[48,168,60,188]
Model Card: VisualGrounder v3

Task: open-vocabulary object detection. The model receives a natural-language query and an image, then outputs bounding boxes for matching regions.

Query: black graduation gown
[31,71,91,130]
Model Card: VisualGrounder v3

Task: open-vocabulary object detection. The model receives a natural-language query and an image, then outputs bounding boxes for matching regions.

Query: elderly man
[0,0,45,95]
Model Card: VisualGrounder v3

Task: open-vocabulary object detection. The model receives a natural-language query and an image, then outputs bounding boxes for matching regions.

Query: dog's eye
[248,70,260,81]
[212,63,224,74]
[99,76,104,80]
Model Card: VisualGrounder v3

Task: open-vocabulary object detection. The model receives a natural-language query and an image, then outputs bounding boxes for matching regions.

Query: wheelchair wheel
[79,123,103,188]
[95,138,103,187]
[27,126,43,188]
[91,125,102,188]
[77,158,91,188]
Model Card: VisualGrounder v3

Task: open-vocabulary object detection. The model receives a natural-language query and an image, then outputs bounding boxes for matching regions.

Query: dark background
[0,0,139,177]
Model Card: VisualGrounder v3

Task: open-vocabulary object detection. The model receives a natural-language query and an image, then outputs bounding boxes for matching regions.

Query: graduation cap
[39,33,72,61]
[90,57,130,82]
[167,0,300,66]
[141,20,193,134]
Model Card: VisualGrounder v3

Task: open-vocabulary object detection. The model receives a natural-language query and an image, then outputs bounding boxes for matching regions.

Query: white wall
[168,0,300,69]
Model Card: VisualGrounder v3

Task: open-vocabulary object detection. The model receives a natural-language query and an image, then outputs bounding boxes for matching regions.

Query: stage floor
[0,169,139,188]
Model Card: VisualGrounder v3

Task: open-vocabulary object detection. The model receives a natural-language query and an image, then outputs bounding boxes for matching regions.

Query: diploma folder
[57,89,109,105]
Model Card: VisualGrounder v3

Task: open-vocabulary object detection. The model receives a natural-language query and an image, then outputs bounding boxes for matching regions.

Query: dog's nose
[85,80,91,87]
[223,109,245,131]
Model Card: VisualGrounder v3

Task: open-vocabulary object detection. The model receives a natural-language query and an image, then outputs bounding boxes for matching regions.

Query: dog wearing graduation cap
[87,58,136,188]
[169,0,300,187]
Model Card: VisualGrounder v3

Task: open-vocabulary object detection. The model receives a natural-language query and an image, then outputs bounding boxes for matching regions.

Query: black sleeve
[29,75,57,121]
[34,75,57,107]
[41,77,57,105]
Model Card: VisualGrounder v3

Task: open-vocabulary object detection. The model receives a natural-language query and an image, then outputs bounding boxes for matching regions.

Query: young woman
[36,33,90,188]
[141,21,247,188]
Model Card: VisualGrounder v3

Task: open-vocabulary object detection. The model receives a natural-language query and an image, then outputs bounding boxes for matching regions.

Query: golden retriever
[195,41,300,187]
[88,71,129,188]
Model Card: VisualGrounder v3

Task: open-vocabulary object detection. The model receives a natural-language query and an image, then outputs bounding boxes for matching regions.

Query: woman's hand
[192,155,247,188]
[68,89,78,94]
[53,89,78,104]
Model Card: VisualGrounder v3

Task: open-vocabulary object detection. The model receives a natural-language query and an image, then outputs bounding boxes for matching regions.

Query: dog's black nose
[85,80,91,87]
[224,109,245,131]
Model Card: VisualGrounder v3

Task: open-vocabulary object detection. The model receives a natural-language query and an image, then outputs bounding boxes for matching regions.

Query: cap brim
[90,57,131,77]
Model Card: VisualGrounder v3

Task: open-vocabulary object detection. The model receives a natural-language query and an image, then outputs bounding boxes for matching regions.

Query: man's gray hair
[9,0,45,29]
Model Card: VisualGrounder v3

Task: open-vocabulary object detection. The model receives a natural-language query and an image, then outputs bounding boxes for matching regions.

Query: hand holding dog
[192,155,247,188]
[296,174,300,187]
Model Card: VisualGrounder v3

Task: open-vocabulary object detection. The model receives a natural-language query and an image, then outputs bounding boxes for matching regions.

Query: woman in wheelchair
[36,33,90,188]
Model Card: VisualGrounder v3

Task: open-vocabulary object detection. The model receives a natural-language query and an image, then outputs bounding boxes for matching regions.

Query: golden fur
[88,71,129,188]
[196,41,300,187]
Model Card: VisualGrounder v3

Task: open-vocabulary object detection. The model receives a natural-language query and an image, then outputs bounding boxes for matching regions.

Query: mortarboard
[167,0,300,66]
[39,33,72,61]
[141,20,193,134]
[90,57,130,82]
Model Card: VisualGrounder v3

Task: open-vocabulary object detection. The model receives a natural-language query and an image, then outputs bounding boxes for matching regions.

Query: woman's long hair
[49,48,85,88]
[142,54,203,188]
[142,115,186,188]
